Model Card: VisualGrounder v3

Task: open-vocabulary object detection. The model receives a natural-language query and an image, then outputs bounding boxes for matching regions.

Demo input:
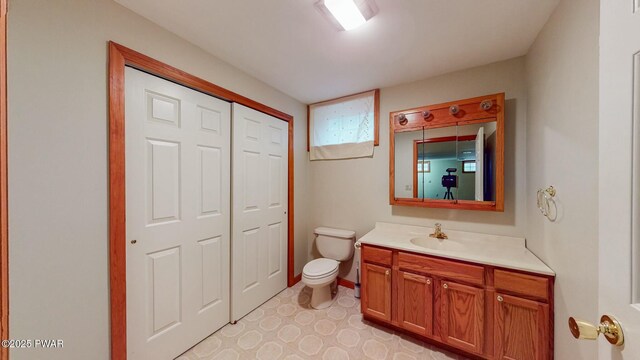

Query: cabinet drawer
[398,252,484,287]
[494,269,549,302]
[362,245,392,266]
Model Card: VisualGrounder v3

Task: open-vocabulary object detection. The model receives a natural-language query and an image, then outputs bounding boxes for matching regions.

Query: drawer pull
[497,295,504,302]
[443,283,448,289]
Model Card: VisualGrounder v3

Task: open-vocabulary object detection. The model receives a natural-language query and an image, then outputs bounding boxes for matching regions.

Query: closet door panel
[232,103,288,321]
[126,67,231,359]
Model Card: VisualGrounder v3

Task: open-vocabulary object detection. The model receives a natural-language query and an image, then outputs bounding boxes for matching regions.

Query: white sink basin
[409,237,470,252]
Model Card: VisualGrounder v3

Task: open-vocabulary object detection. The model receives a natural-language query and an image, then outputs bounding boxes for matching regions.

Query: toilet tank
[314,227,356,261]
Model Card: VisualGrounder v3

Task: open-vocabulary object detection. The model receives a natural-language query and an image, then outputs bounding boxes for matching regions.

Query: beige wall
[309,57,528,281]
[6,0,601,359]
[7,0,308,359]
[524,0,599,359]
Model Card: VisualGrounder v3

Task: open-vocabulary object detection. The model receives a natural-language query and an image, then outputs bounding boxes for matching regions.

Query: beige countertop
[357,222,555,276]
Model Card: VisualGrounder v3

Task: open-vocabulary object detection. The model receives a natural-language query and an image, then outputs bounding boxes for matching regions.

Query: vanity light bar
[394,99,495,121]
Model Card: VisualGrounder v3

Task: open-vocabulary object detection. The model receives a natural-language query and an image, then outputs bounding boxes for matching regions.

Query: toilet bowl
[302,227,355,309]
[302,258,339,309]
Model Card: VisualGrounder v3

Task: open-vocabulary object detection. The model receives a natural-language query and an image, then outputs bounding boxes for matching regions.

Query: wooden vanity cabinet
[493,270,551,360]
[360,244,554,360]
[494,293,549,360]
[397,270,433,336]
[441,280,485,355]
[361,246,392,322]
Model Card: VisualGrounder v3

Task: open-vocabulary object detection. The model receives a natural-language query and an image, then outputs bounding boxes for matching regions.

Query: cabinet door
[494,293,549,360]
[397,271,433,336]
[441,281,485,355]
[362,262,391,322]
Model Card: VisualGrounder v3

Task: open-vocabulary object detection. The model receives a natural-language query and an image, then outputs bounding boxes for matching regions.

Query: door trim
[0,1,8,359]
[108,41,296,360]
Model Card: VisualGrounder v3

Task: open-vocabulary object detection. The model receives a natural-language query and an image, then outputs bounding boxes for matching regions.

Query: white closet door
[232,103,288,321]
[474,126,484,201]
[125,67,231,360]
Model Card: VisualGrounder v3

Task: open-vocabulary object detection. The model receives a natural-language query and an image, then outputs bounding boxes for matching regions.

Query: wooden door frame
[0,0,8,359]
[108,41,296,359]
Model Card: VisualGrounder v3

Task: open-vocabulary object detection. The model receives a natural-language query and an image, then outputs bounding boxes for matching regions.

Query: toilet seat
[303,258,339,279]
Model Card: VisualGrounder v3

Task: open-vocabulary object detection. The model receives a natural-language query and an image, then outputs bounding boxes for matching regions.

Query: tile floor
[178,282,468,360]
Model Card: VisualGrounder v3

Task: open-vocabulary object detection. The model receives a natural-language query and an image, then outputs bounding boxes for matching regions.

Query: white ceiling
[114,0,559,104]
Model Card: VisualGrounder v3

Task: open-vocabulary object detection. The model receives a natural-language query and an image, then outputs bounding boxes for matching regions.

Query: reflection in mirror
[419,127,459,200]
[456,122,497,201]
[415,122,497,201]
[394,128,423,199]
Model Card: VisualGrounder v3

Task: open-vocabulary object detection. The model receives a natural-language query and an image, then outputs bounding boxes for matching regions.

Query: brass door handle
[568,315,624,346]
[442,283,448,289]
[385,270,390,276]
[426,279,431,285]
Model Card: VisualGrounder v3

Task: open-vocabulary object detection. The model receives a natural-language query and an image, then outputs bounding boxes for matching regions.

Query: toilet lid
[303,258,339,278]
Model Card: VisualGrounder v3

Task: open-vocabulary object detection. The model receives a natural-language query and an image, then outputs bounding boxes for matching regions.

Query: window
[463,161,476,173]
[308,89,379,160]
[417,160,430,173]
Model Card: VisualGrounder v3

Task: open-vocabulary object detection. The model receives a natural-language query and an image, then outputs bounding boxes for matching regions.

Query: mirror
[390,93,504,211]
[394,128,423,199]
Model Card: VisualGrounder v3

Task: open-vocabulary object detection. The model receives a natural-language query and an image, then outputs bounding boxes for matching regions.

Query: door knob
[568,315,624,346]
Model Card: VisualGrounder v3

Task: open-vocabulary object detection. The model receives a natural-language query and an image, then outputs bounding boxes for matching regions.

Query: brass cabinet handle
[568,315,624,346]
[426,279,431,285]
[385,270,390,276]
[497,295,503,302]
[442,283,448,289]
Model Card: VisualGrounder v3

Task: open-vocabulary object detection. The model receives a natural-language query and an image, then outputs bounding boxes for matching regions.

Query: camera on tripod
[442,168,458,200]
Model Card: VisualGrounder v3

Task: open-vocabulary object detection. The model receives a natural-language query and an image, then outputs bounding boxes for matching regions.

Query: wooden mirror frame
[389,93,505,211]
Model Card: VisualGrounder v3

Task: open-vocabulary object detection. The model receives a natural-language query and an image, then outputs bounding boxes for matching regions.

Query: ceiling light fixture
[324,0,365,30]
[315,0,378,31]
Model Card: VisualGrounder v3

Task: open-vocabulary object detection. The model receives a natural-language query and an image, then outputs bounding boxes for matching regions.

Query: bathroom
[1,0,637,360]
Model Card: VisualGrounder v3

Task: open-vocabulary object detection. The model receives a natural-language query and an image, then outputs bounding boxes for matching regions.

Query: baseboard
[337,277,355,289]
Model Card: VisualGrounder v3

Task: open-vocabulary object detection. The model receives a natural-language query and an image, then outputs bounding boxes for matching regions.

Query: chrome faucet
[429,223,448,240]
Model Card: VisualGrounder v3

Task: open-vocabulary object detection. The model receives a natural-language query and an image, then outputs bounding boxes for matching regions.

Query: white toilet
[302,227,356,309]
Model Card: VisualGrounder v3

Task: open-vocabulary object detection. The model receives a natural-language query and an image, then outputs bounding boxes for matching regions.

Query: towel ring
[537,186,557,221]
